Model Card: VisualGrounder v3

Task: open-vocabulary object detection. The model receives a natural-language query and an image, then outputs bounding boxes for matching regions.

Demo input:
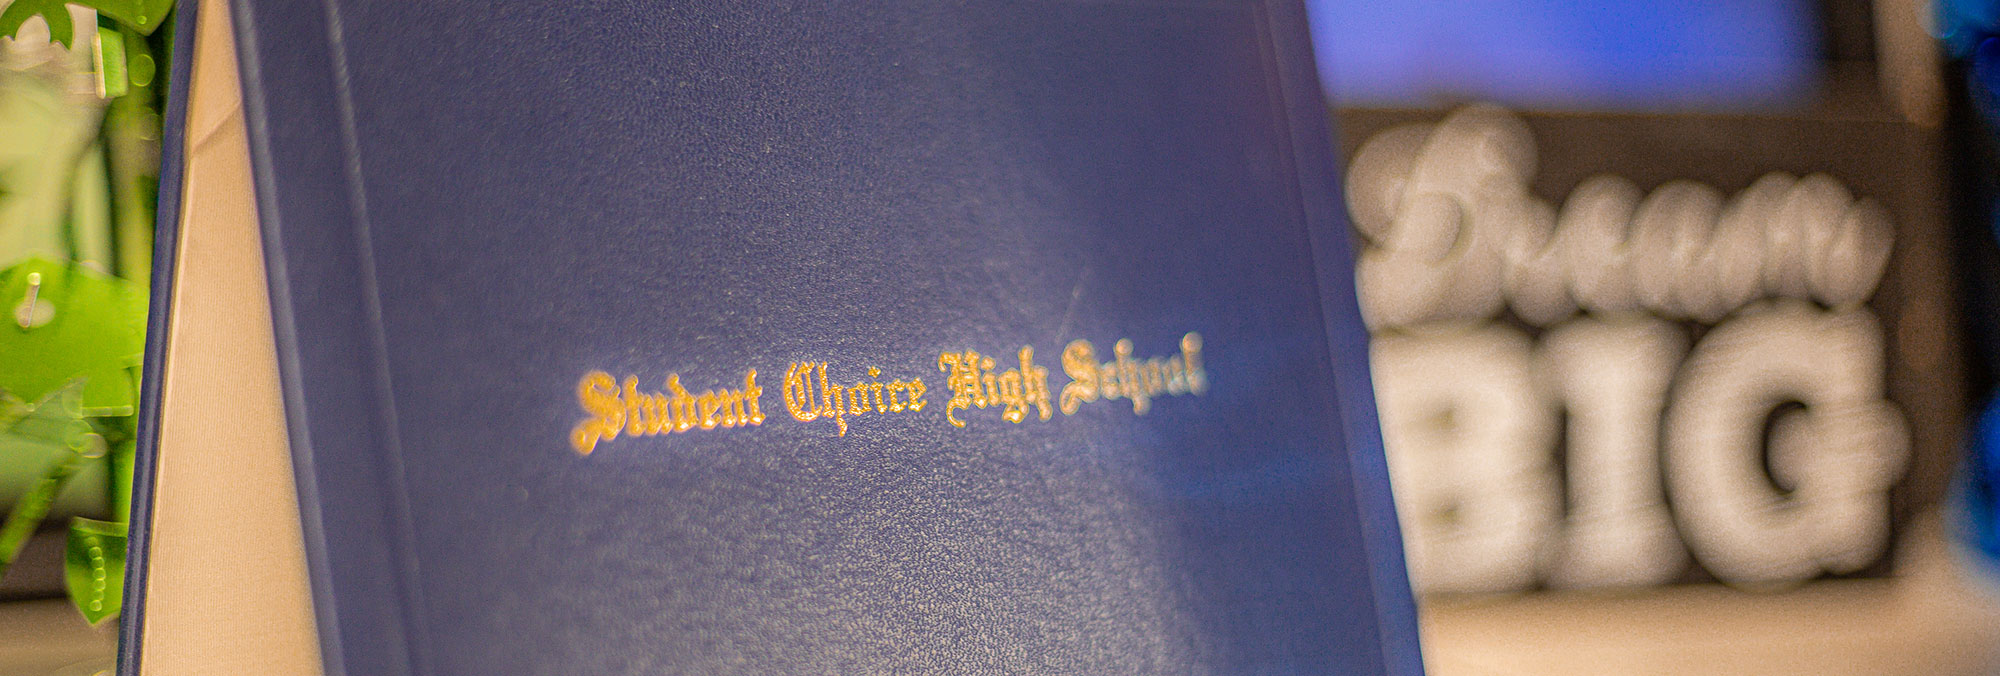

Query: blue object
[1957,399,2000,569]
[1942,0,2000,591]
[1937,0,2000,57]
[1970,38,2000,133]
[125,1,1422,674]
[1305,0,1820,110]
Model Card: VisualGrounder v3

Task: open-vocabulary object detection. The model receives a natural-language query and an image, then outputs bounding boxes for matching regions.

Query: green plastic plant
[0,1,172,626]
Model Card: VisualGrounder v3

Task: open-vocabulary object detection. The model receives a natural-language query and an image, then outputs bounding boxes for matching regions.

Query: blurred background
[0,3,168,674]
[5,0,2000,674]
[1310,0,2000,673]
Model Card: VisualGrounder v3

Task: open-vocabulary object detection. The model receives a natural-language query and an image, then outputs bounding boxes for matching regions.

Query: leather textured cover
[189,0,1420,673]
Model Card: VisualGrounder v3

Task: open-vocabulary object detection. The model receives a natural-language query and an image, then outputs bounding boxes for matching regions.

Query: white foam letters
[1373,326,1557,594]
[1357,106,1908,591]
[1665,302,1906,587]
[1347,106,1895,330]
[1538,318,1688,588]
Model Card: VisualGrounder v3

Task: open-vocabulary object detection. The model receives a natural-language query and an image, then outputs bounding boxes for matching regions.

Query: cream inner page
[138,0,322,672]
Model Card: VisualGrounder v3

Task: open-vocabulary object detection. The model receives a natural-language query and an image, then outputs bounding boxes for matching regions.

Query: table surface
[2,515,1997,675]
[1423,513,2000,675]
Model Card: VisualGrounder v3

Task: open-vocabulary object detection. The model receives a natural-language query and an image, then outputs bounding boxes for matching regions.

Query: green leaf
[72,0,171,36]
[127,47,154,88]
[109,437,132,522]
[0,258,146,417]
[0,456,88,582]
[94,25,128,98]
[0,378,90,452]
[0,0,173,51]
[64,517,125,625]
[0,0,75,48]
[0,380,98,583]
[0,383,111,521]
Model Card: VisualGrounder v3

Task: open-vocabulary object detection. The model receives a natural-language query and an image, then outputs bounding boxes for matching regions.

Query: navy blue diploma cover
[130,0,1420,672]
